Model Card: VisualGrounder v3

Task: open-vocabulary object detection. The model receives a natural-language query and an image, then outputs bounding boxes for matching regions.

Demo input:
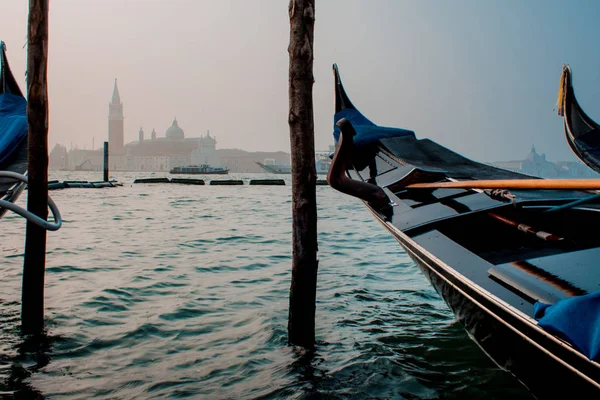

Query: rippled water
[0,172,534,399]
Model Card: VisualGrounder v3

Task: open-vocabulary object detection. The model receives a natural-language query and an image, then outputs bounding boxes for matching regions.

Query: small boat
[256,157,330,174]
[557,65,600,174]
[169,164,229,175]
[328,64,600,398]
[0,41,28,219]
[315,156,331,174]
[256,159,291,174]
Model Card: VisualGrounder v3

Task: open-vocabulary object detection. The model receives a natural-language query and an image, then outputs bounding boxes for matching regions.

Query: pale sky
[3,1,600,162]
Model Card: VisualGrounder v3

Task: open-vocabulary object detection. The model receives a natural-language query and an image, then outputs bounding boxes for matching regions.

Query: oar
[487,212,563,242]
[544,193,600,213]
[406,179,600,191]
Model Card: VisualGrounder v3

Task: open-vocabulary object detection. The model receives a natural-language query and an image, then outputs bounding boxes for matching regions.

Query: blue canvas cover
[0,92,27,164]
[333,108,414,147]
[534,291,600,362]
[331,108,415,171]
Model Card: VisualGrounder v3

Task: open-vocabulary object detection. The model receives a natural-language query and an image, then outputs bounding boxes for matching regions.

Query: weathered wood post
[287,0,318,348]
[22,0,50,334]
[103,141,109,181]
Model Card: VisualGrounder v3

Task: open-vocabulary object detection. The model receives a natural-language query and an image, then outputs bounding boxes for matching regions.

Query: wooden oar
[406,179,600,191]
[487,212,563,241]
[545,193,600,213]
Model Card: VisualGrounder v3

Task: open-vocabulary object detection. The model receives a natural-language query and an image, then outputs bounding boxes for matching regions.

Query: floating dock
[132,178,170,184]
[48,180,123,190]
[249,179,285,186]
[132,178,331,186]
[209,180,244,186]
[171,178,205,185]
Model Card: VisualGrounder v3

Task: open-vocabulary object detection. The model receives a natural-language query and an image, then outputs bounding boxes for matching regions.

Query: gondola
[0,41,28,219]
[557,64,600,174]
[328,64,600,399]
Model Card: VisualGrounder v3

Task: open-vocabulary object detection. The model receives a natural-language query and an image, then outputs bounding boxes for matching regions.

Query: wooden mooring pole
[22,0,50,334]
[103,141,109,181]
[287,0,318,348]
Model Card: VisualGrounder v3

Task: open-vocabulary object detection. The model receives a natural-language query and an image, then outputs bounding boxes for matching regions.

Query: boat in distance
[169,165,229,175]
[328,64,600,399]
[0,41,28,220]
[256,157,330,174]
[255,160,291,174]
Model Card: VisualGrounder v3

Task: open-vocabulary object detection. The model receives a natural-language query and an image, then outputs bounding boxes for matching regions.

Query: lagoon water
[0,172,534,399]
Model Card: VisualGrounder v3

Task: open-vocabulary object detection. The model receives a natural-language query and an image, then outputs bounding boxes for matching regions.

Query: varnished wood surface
[408,178,600,190]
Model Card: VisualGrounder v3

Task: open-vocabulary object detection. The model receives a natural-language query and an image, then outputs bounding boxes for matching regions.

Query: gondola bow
[557,65,600,174]
[328,64,600,399]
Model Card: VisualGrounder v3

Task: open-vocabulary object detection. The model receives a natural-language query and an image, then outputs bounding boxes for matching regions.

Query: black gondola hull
[371,209,600,398]
[330,63,600,399]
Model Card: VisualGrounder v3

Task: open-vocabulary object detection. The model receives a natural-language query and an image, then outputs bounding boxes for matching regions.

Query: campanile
[108,79,124,153]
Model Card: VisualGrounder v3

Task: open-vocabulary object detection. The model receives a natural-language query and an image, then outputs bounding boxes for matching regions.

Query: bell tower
[108,79,124,153]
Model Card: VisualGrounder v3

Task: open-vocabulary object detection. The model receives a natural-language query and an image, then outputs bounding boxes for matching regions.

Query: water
[0,172,534,399]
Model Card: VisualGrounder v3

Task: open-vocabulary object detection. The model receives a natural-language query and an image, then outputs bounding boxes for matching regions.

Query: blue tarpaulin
[333,108,414,147]
[534,291,600,362]
[0,92,27,164]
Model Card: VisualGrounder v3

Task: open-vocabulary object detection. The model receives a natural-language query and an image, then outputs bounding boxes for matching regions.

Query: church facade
[52,79,222,172]
[50,79,295,172]
[122,120,220,172]
[109,80,221,172]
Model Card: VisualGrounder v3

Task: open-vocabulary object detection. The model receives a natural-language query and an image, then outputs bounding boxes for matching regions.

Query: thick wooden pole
[103,141,109,181]
[288,0,318,348]
[22,0,50,334]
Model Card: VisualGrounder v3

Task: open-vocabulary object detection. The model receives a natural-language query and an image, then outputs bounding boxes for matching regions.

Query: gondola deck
[330,64,600,398]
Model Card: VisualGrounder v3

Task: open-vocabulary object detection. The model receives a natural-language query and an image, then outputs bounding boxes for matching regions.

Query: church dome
[166,118,185,140]
[199,130,216,144]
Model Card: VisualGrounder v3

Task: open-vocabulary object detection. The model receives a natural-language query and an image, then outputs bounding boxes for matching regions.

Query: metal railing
[0,171,62,231]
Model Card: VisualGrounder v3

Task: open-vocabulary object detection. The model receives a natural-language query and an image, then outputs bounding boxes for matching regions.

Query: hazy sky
[3,1,600,162]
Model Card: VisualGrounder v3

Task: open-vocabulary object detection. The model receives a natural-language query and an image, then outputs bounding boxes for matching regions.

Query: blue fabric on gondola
[333,109,414,147]
[534,291,600,361]
[0,92,27,164]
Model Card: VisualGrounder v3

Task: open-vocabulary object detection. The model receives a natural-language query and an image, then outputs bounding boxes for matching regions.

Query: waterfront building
[491,146,597,178]
[50,80,222,172]
[123,119,221,172]
[218,149,291,173]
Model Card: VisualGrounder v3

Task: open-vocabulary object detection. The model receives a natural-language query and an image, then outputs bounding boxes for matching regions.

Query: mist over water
[4,1,600,161]
[0,172,535,399]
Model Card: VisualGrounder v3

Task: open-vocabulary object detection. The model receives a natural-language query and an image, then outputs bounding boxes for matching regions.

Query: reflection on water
[0,172,533,399]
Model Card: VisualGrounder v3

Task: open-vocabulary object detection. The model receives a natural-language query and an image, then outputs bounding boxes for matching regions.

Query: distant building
[218,149,290,173]
[49,144,69,170]
[67,148,104,171]
[50,80,222,172]
[108,79,125,154]
[555,161,597,178]
[122,119,220,172]
[491,146,597,178]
